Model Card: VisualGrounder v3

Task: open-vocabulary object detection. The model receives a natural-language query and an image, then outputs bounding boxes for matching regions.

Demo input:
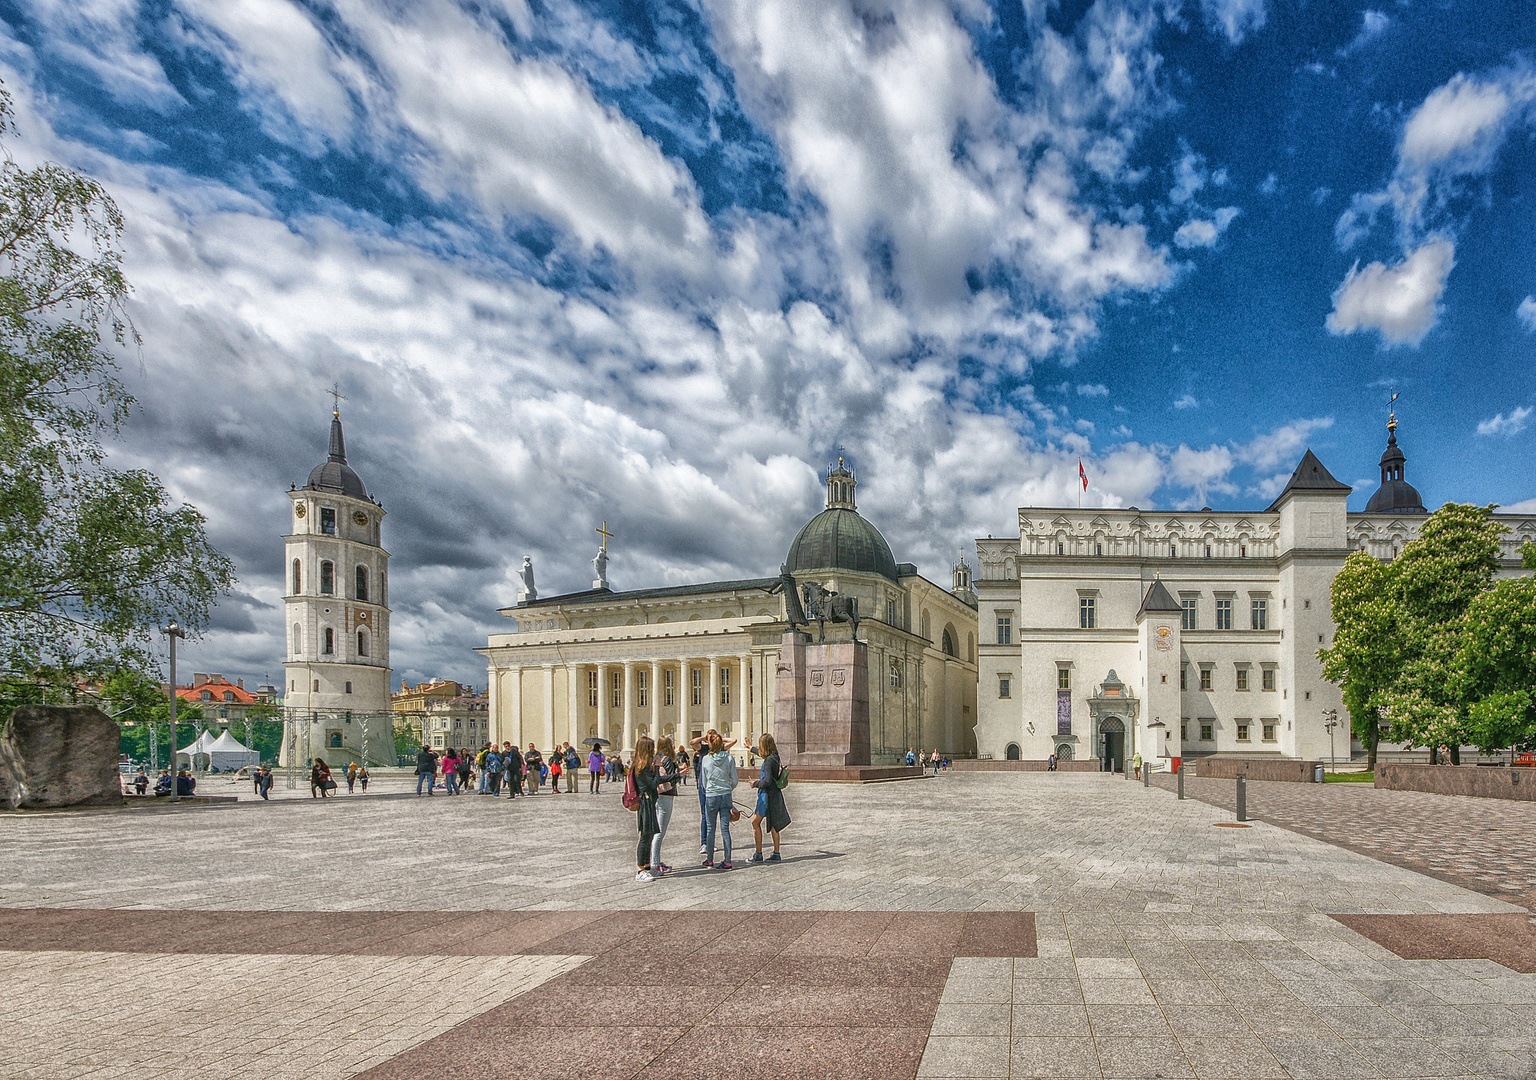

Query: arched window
[292,623,301,655]
[292,559,302,594]
[921,611,931,642]
[320,561,334,595]
[380,570,387,605]
[1005,743,1021,761]
[356,629,369,657]
[323,627,334,655]
[942,628,957,656]
[355,565,368,602]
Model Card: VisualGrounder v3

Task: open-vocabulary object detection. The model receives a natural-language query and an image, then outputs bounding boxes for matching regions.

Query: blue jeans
[416,772,433,795]
[444,772,459,795]
[697,780,709,844]
[705,793,733,863]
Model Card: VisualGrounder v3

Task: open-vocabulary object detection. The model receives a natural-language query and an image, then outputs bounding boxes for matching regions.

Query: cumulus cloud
[1174,206,1240,248]
[1200,0,1267,45]
[1076,383,1109,397]
[21,0,182,108]
[1326,238,1455,346]
[1168,444,1235,504]
[1477,407,1532,437]
[1235,417,1334,471]
[1518,296,1536,331]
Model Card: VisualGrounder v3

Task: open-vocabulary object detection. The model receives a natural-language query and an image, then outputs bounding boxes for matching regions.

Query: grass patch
[1323,771,1374,782]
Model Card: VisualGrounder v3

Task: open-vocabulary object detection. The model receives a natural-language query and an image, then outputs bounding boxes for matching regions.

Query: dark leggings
[638,830,658,868]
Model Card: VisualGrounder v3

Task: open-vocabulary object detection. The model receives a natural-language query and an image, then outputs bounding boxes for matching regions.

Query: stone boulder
[0,705,123,810]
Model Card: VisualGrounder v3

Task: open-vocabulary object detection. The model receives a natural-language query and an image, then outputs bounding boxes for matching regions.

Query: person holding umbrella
[588,741,606,793]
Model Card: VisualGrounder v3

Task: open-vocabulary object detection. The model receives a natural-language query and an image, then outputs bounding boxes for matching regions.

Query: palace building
[973,418,1536,769]
[481,461,978,762]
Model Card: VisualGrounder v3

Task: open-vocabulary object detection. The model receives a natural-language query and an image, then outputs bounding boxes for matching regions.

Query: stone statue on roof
[592,546,609,590]
[517,556,537,604]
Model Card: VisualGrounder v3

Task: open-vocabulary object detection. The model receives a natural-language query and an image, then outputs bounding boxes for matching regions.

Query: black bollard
[1177,767,1185,800]
[1236,775,1247,822]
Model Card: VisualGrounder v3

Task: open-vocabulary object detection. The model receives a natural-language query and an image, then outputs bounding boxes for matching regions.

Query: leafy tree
[0,86,233,701]
[1459,577,1536,758]
[1319,550,1398,771]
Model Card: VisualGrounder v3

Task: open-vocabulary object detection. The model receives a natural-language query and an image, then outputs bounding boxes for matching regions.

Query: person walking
[485,744,506,795]
[310,757,332,799]
[929,748,941,774]
[357,764,369,792]
[440,750,460,795]
[651,735,679,875]
[699,731,739,869]
[504,742,523,799]
[588,744,605,793]
[415,745,438,796]
[346,762,359,794]
[1047,753,1057,772]
[548,750,562,794]
[524,744,543,794]
[564,743,580,793]
[748,732,790,863]
[251,766,262,796]
[256,764,273,800]
[458,750,473,794]
[632,735,665,883]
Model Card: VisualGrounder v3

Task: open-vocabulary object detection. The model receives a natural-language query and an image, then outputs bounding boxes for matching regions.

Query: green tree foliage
[0,86,233,699]
[1460,577,1536,755]
[1320,503,1513,763]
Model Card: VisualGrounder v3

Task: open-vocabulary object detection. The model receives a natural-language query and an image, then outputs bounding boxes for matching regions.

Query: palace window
[1215,598,1232,630]
[664,669,675,707]
[292,559,302,594]
[890,660,902,689]
[638,669,648,708]
[1236,721,1251,742]
[1261,666,1276,692]
[886,599,896,624]
[1180,720,1188,741]
[1057,541,1064,555]
[1079,596,1096,629]
[320,561,334,595]
[1262,721,1277,742]
[1170,543,1177,557]
[998,676,1011,699]
[313,679,320,692]
[1251,598,1268,630]
[292,623,301,656]
[320,507,336,535]
[322,627,334,655]
[996,614,1012,645]
[1095,542,1103,556]
[1180,664,1187,690]
[345,682,352,695]
[588,670,598,709]
[1181,598,1197,631]
[611,671,622,709]
[720,667,731,707]
[1200,720,1214,741]
[356,629,369,657]
[692,668,702,706]
[1236,667,1249,691]
[355,566,368,602]
[1199,665,1212,692]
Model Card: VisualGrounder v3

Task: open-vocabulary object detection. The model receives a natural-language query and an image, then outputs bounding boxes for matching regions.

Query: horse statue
[801,580,860,642]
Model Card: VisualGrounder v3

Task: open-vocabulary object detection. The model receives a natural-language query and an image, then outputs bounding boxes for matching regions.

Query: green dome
[785,507,899,582]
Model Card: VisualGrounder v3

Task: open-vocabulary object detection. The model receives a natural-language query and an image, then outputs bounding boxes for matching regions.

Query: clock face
[294,504,306,518]
[353,511,369,526]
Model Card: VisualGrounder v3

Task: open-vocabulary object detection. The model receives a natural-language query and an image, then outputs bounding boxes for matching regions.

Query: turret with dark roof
[1265,449,1352,511]
[1138,577,1183,617]
[1363,412,1426,515]
[304,412,370,500]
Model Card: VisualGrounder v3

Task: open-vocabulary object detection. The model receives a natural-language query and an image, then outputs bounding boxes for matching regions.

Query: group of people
[129,767,197,796]
[904,747,950,772]
[629,729,791,882]
[413,741,639,797]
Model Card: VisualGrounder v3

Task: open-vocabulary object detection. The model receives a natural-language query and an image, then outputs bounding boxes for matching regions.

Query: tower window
[1057,667,1070,691]
[357,629,369,657]
[292,559,302,594]
[355,566,368,602]
[320,507,336,535]
[998,676,1011,698]
[292,623,301,656]
[996,614,1012,645]
[889,660,902,688]
[1251,599,1268,631]
[313,679,320,692]
[323,627,334,655]
[320,561,334,595]
[345,682,353,695]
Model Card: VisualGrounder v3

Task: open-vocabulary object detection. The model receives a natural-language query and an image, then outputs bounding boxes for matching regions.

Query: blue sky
[3,0,1533,687]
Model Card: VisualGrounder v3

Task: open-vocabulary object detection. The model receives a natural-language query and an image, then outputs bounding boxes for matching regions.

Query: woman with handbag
[650,736,680,875]
[630,736,671,883]
[748,732,790,863]
[310,758,332,799]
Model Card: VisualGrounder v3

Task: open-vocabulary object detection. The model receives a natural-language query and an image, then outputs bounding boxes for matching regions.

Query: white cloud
[1174,206,1240,248]
[1517,296,1536,331]
[1200,0,1267,45]
[1326,238,1455,346]
[1168,444,1235,504]
[1339,10,1389,55]
[1258,173,1278,195]
[22,0,181,107]
[1169,149,1207,205]
[1076,383,1109,397]
[1173,394,1198,410]
[1235,417,1333,471]
[1477,407,1532,437]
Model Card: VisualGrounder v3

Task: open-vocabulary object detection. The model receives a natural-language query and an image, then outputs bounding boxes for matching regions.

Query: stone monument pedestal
[774,630,924,783]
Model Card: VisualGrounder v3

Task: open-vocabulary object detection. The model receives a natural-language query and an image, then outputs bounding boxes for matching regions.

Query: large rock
[0,705,123,810]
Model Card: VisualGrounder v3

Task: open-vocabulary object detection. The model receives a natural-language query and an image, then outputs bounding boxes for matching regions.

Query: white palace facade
[974,420,1536,769]
[481,463,978,763]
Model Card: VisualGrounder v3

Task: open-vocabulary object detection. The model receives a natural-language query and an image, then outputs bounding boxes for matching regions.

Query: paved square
[3,772,1533,1078]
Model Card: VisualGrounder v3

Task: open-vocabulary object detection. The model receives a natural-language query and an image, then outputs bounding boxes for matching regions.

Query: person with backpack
[588,744,605,793]
[748,732,790,863]
[503,742,523,798]
[480,744,504,795]
[310,758,332,799]
[523,744,543,794]
[699,731,739,869]
[440,749,460,794]
[563,743,580,792]
[356,764,369,792]
[475,744,491,794]
[415,746,438,796]
[626,735,666,882]
[650,735,680,874]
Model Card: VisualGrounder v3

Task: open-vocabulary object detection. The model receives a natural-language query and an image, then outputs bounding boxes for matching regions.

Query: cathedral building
[281,409,394,765]
[973,418,1536,769]
[481,461,978,762]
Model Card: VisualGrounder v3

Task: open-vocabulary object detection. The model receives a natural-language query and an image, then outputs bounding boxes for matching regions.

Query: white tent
[204,729,261,772]
[175,729,216,767]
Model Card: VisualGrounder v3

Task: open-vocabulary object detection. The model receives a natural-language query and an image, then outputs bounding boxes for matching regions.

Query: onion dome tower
[1363,409,1426,515]
[784,458,900,582]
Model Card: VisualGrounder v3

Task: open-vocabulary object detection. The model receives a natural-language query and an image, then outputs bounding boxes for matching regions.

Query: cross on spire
[595,521,614,551]
[328,381,346,418]
[1388,390,1398,432]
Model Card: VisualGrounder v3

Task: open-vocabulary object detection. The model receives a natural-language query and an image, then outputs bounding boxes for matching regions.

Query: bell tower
[282,403,392,765]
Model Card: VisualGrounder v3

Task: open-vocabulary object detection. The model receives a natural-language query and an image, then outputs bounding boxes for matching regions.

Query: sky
[3,0,1534,691]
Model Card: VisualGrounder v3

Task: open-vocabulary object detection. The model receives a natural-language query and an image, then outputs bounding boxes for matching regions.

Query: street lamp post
[163,623,185,801]
[1322,709,1339,775]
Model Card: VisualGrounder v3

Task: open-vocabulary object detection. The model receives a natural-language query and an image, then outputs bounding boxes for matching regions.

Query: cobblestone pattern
[919,911,1536,1079]
[0,774,1515,916]
[1151,773,1536,909]
[0,949,584,1080]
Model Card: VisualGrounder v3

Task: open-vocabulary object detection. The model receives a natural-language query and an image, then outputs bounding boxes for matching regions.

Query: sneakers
[701,860,714,868]
[657,863,673,874]
[699,843,708,855]
[746,852,764,863]
[635,870,655,883]
[766,852,782,863]
[718,861,733,870]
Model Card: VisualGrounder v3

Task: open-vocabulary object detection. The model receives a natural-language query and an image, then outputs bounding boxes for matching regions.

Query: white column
[708,656,720,733]
[650,659,662,744]
[680,658,692,742]
[597,662,611,745]
[541,664,555,750]
[622,660,636,752]
[739,654,751,748]
[509,667,523,747]
[566,663,582,746]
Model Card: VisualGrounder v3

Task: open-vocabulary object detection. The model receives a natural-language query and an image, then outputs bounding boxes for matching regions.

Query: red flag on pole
[1079,460,1088,491]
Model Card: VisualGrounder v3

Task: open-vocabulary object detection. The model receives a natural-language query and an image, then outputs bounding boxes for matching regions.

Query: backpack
[775,764,790,790]
[621,768,640,811]
[485,753,504,775]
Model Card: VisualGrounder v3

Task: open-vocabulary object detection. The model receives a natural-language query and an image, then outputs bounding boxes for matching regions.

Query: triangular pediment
[1200,518,1218,531]
[1235,518,1254,529]
[1165,518,1184,531]
[1130,516,1148,530]
[1050,515,1074,528]
[1089,515,1111,528]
